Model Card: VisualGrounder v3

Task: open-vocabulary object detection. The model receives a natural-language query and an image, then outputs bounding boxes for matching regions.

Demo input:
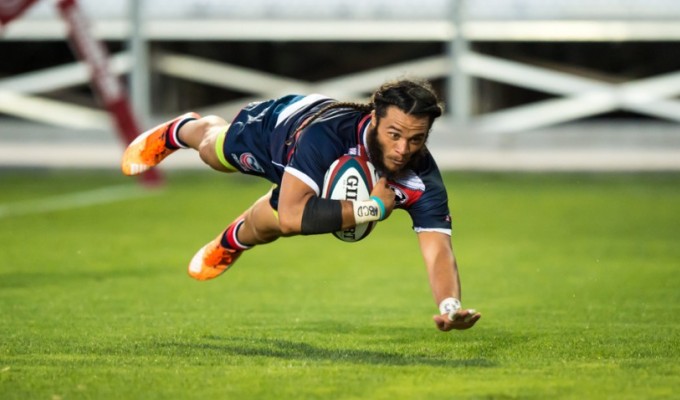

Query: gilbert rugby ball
[321,155,379,242]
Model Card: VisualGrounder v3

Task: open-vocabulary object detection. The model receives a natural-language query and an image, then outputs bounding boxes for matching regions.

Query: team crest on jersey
[391,185,409,206]
[232,152,265,174]
[387,170,425,208]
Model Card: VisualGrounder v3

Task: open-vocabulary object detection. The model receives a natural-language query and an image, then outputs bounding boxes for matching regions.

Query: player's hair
[298,102,371,132]
[371,78,443,127]
[301,78,444,131]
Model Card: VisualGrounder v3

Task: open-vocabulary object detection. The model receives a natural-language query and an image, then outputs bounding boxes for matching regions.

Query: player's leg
[174,116,237,173]
[188,189,283,281]
[236,189,284,245]
[121,112,237,175]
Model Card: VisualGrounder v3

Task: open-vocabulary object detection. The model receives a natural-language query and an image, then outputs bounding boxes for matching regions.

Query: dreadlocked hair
[297,101,373,132]
[372,78,444,127]
[294,77,443,134]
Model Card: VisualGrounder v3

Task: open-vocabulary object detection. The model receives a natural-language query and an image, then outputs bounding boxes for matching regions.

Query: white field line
[0,184,161,219]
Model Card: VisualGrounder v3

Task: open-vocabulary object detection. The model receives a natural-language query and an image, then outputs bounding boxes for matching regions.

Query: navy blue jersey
[222,94,452,235]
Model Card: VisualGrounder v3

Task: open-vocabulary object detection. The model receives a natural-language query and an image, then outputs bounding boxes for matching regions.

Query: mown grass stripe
[0,184,161,218]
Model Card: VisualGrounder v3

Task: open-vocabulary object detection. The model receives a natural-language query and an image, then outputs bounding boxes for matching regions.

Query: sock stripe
[167,117,195,149]
[222,219,253,251]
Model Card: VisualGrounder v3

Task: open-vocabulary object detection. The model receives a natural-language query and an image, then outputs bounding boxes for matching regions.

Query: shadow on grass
[161,336,496,368]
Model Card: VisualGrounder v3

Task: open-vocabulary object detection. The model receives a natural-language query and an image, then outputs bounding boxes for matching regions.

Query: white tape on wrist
[439,297,461,321]
[352,198,382,224]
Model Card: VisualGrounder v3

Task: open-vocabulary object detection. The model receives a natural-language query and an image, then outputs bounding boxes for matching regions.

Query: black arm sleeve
[300,196,343,235]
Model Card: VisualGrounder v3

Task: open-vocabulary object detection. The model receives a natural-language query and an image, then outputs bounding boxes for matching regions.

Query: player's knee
[196,116,230,171]
[197,139,219,168]
[200,115,228,129]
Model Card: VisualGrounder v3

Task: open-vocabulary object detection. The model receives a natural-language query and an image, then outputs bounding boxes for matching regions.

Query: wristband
[439,297,461,321]
[352,198,382,224]
[369,196,387,221]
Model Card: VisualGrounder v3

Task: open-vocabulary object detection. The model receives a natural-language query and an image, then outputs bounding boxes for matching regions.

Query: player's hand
[433,309,481,331]
[370,177,396,217]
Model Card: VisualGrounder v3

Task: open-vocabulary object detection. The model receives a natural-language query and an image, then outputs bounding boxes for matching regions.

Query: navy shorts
[215,95,311,210]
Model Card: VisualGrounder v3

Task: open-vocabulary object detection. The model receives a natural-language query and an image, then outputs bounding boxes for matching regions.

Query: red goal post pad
[56,0,162,185]
[2,0,161,184]
[0,0,38,26]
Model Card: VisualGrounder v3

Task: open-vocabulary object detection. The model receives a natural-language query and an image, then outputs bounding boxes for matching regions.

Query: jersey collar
[357,114,372,159]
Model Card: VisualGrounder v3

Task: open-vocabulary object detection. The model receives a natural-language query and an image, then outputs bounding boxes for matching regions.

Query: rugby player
[122,78,480,331]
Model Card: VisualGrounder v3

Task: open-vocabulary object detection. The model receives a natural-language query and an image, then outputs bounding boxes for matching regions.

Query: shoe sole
[188,244,208,277]
[188,244,230,281]
[121,128,162,176]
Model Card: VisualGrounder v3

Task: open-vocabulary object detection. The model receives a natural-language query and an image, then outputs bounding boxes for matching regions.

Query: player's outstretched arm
[417,231,481,331]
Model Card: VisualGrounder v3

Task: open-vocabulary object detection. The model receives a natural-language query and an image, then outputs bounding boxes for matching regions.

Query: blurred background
[1,0,679,171]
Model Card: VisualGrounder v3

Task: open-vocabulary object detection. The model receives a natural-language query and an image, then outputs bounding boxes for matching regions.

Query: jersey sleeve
[404,157,453,235]
[284,123,345,195]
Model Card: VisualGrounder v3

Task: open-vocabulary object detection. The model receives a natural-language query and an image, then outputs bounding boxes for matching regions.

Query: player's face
[370,106,430,174]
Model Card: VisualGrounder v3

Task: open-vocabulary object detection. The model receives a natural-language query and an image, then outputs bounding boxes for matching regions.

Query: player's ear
[370,110,377,127]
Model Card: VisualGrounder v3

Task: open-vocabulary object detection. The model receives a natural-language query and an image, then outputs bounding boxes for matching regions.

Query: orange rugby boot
[121,112,200,176]
[188,233,243,281]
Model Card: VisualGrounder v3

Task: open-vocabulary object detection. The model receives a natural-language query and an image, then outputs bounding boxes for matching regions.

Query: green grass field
[1,169,678,399]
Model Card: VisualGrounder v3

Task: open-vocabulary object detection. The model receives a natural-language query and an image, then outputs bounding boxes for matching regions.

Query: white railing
[1,0,679,170]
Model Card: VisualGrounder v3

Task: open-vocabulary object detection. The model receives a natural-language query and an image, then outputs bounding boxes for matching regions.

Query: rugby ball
[321,155,379,242]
